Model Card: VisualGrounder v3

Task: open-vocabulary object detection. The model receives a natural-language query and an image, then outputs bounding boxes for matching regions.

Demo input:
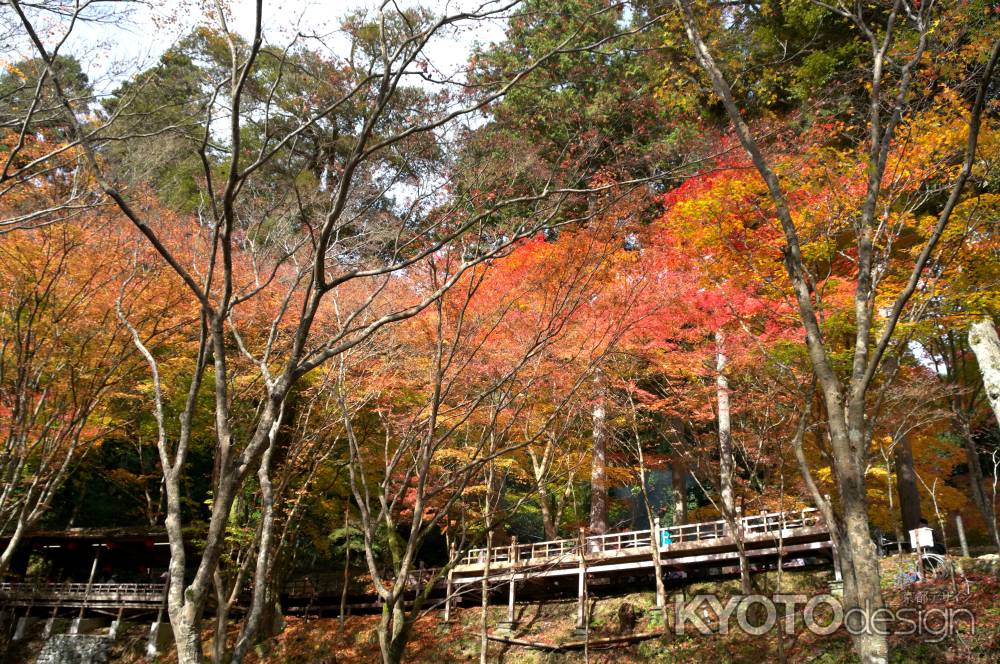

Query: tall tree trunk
[231,417,282,664]
[537,484,559,541]
[671,460,687,525]
[717,335,734,520]
[634,438,667,613]
[479,531,492,664]
[589,370,608,535]
[893,434,922,535]
[212,573,231,664]
[969,317,1000,552]
[0,519,28,580]
[174,609,205,664]
[970,318,1000,426]
[833,456,885,661]
[530,442,562,541]
[340,505,351,625]
[716,332,751,594]
[378,598,410,664]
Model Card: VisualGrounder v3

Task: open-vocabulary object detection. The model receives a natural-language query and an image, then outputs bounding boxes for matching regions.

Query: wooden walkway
[0,581,166,611]
[433,508,836,630]
[280,508,836,618]
[1,509,834,620]
[452,508,833,584]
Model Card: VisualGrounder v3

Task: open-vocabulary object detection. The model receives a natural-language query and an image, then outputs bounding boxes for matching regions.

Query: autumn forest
[1,1,1000,663]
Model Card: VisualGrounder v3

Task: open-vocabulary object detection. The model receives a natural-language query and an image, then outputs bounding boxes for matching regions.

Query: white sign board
[909,527,933,549]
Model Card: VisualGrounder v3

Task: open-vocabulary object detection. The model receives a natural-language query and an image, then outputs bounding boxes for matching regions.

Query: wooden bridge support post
[574,528,588,637]
[955,514,970,557]
[13,612,40,641]
[13,591,41,643]
[13,590,37,641]
[43,581,69,638]
[147,579,171,657]
[109,606,125,639]
[74,544,101,629]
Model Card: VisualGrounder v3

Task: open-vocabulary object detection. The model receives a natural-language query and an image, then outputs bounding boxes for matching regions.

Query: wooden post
[154,574,169,627]
[955,514,970,558]
[43,581,68,637]
[110,606,124,639]
[78,544,101,620]
[14,588,39,641]
[652,517,661,551]
[575,527,587,634]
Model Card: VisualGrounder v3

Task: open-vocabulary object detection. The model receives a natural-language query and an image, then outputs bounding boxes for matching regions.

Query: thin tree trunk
[716,332,751,594]
[230,410,283,664]
[958,420,1000,552]
[340,505,350,625]
[885,455,904,556]
[480,440,499,664]
[636,447,666,612]
[530,444,560,540]
[480,531,493,664]
[590,370,608,535]
[212,573,231,664]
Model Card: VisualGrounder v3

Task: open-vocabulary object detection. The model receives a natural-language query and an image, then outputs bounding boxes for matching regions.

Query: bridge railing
[741,508,820,535]
[0,581,166,599]
[584,528,652,554]
[458,507,821,567]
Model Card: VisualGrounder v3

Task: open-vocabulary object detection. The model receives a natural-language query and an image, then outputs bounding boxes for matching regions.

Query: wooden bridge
[280,508,836,617]
[440,508,836,628]
[0,582,166,612]
[454,507,832,581]
[1,581,171,649]
[2,509,835,624]
[0,509,836,650]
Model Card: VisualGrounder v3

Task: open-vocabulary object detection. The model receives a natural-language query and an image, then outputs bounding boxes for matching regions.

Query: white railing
[459,508,821,567]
